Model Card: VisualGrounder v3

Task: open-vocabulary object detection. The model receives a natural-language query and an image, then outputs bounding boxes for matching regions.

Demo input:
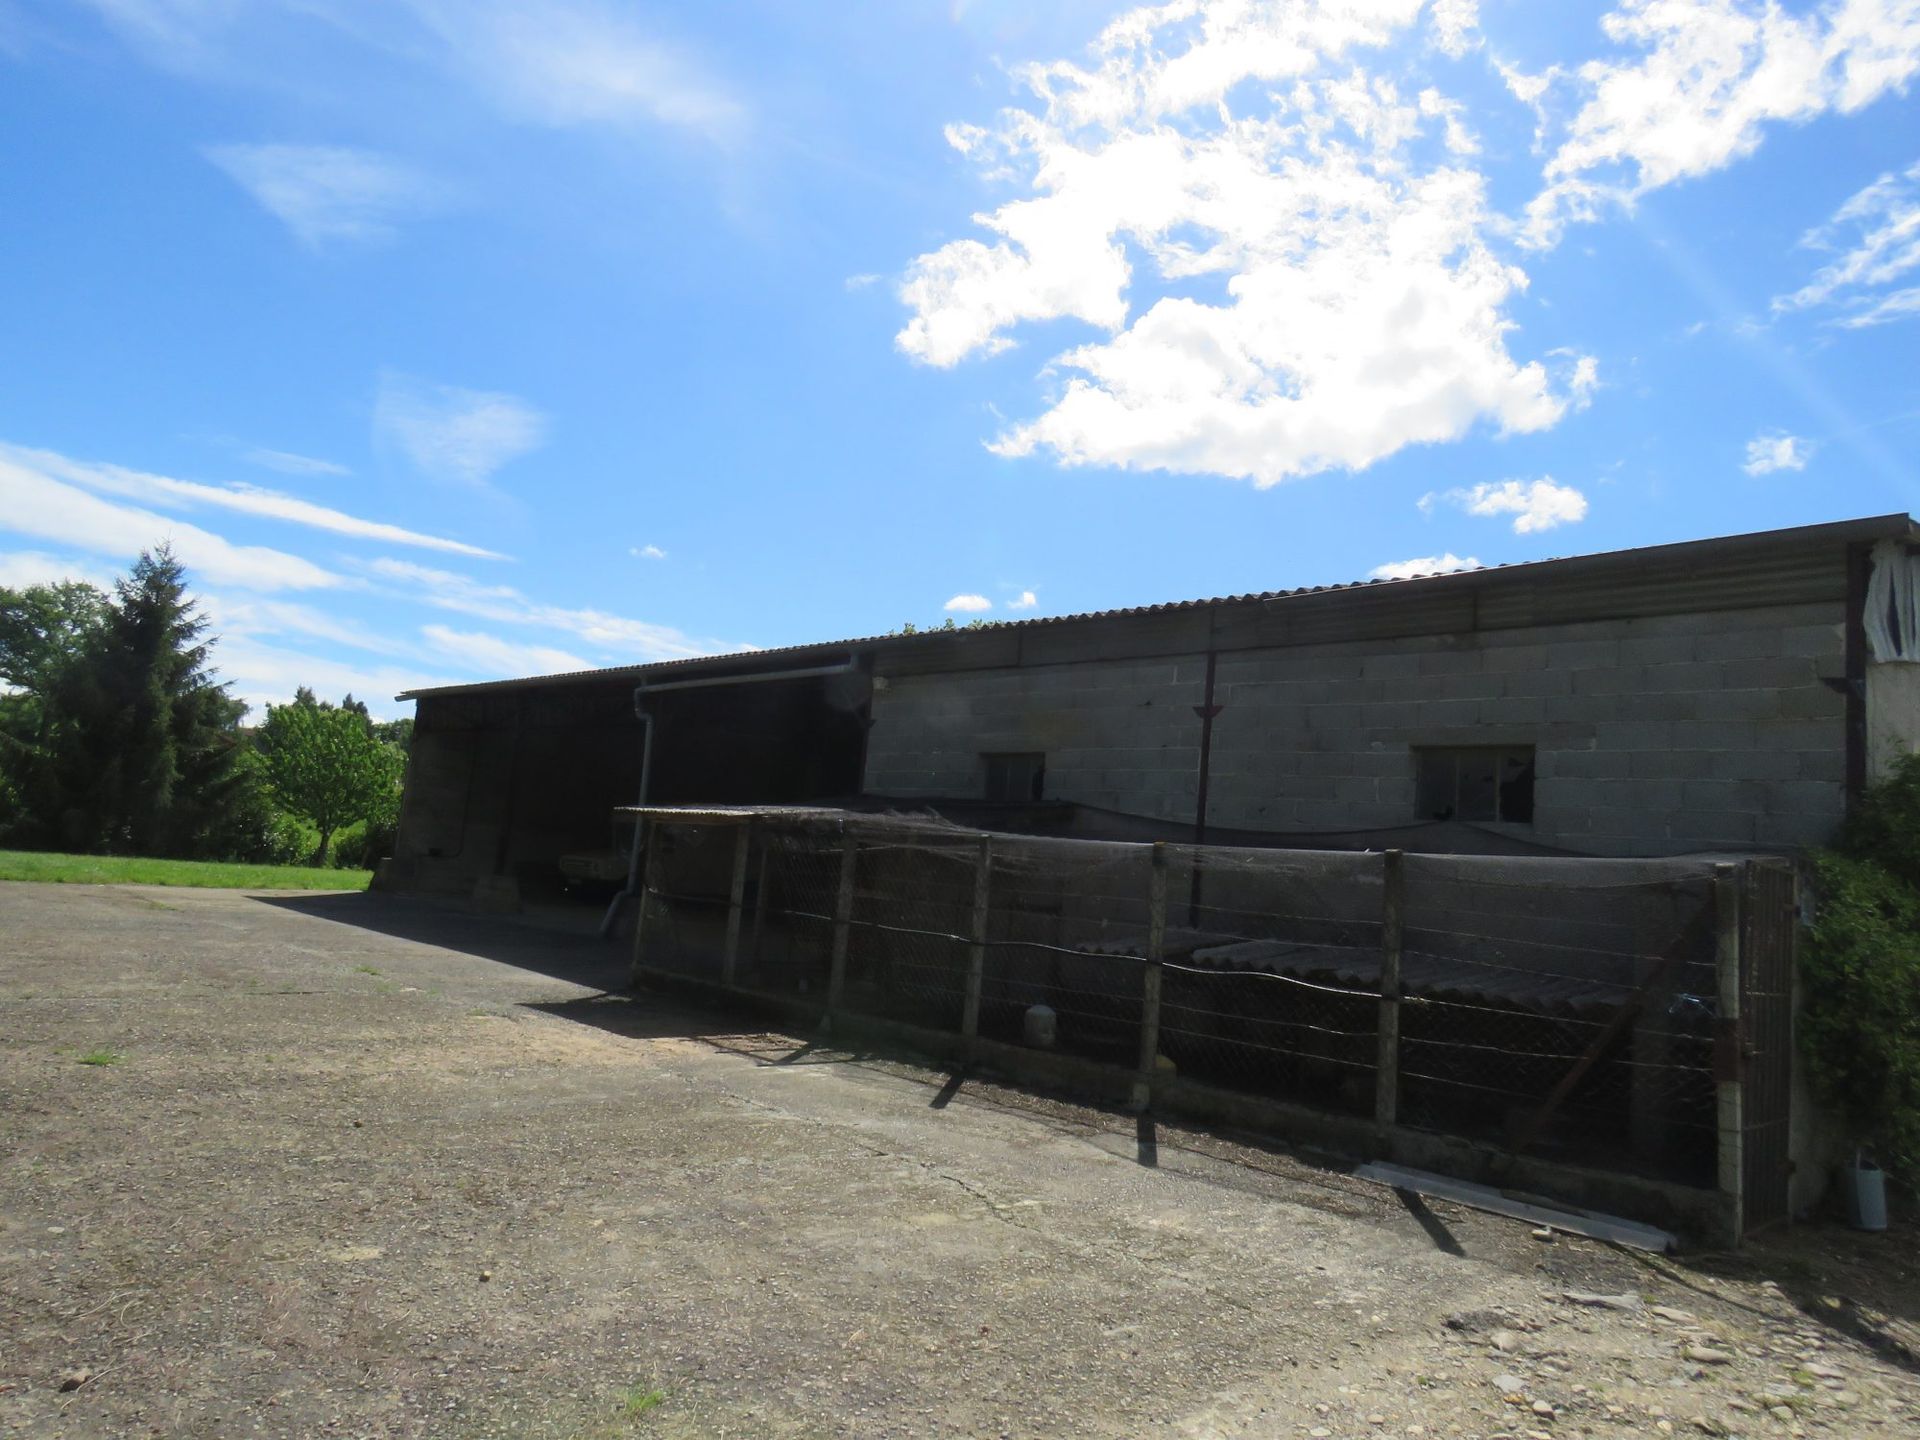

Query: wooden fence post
[828,824,858,1016]
[627,820,654,988]
[962,833,992,1057]
[749,839,771,968]
[721,821,752,988]
[1714,861,1747,1248]
[1134,841,1168,1112]
[1375,848,1405,1129]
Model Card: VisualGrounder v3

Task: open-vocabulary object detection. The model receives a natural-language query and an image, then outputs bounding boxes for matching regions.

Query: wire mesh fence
[629,808,1787,1208]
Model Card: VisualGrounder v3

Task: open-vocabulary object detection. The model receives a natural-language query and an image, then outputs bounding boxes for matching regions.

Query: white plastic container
[1847,1153,1889,1232]
[1023,1003,1057,1049]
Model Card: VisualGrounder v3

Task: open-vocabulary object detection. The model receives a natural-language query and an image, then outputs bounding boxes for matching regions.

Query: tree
[259,695,404,865]
[10,549,258,855]
[0,581,111,837]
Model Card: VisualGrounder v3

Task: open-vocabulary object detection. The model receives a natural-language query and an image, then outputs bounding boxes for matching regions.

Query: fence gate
[1740,861,1797,1235]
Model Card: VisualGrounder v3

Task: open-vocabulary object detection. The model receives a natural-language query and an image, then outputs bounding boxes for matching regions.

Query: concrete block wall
[865,659,1206,824]
[866,601,1851,857]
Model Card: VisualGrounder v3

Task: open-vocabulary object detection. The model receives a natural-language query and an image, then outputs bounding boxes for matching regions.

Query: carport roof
[395,512,1919,702]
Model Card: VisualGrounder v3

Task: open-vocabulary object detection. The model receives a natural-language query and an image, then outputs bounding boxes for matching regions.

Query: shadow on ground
[253,888,1920,1366]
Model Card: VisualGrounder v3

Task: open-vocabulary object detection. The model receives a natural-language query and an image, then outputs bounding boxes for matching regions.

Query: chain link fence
[628,808,1789,1225]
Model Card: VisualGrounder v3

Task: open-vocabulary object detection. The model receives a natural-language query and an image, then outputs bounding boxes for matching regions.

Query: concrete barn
[387,515,1920,905]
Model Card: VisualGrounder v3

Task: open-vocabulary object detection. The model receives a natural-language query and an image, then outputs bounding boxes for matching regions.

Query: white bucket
[1848,1154,1889,1232]
[1023,1004,1057,1049]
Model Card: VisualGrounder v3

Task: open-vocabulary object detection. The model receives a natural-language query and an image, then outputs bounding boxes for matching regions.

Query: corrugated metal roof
[396,512,1917,701]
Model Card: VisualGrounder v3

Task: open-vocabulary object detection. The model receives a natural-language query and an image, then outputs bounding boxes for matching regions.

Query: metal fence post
[627,820,655,988]
[1714,861,1747,1248]
[1134,841,1168,1112]
[1375,848,1405,1129]
[828,823,858,1015]
[721,821,752,989]
[962,833,992,1056]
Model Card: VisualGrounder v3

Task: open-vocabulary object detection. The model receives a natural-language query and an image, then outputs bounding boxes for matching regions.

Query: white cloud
[2,443,501,559]
[899,1,1586,487]
[1370,552,1483,580]
[1422,476,1590,533]
[1007,589,1039,611]
[419,624,591,677]
[365,557,722,661]
[1743,431,1812,474]
[0,452,338,592]
[205,634,459,720]
[374,373,547,487]
[1524,0,1920,247]
[205,143,447,249]
[408,0,747,143]
[944,593,993,613]
[242,446,351,478]
[1428,0,1480,58]
[844,273,881,291]
[0,550,119,593]
[1775,159,1920,327]
[631,544,667,560]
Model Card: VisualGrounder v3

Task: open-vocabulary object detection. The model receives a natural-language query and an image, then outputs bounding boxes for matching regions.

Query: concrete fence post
[962,833,992,1056]
[721,821,752,989]
[1375,849,1405,1129]
[1134,841,1168,1112]
[1714,861,1747,1248]
[828,823,859,1016]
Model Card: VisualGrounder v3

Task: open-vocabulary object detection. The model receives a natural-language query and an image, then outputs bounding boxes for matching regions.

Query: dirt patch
[1,882,1916,1438]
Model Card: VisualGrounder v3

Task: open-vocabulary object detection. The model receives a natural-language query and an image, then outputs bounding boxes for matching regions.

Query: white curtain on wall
[1865,539,1920,664]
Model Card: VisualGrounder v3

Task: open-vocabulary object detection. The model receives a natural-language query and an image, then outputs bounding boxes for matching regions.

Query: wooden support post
[828,825,858,1015]
[1134,842,1168,1112]
[721,822,752,989]
[627,820,654,988]
[962,834,992,1056]
[1714,861,1747,1248]
[1375,848,1405,1129]
[749,842,771,968]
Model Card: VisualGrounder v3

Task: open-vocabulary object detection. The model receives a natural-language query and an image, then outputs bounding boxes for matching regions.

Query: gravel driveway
[1,881,1915,1439]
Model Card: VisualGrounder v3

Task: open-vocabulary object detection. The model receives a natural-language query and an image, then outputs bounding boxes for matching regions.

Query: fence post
[828,823,858,1017]
[1714,861,1747,1248]
[721,821,752,989]
[962,833,992,1057]
[1134,841,1168,1112]
[1374,848,1405,1129]
[627,820,655,988]
[749,838,771,967]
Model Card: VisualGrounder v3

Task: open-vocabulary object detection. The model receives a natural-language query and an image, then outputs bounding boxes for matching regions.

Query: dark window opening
[983,752,1046,802]
[1415,746,1535,824]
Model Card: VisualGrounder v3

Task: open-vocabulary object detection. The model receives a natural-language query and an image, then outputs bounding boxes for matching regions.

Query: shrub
[1802,751,1920,1185]
[1799,852,1920,1180]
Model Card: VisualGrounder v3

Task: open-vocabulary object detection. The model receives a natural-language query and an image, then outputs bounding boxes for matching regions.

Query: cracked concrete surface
[1,881,1916,1439]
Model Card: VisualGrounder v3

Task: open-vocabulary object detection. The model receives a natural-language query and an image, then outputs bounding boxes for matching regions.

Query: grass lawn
[0,850,372,891]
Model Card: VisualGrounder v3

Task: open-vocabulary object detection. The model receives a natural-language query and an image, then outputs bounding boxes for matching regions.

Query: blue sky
[2,0,1917,718]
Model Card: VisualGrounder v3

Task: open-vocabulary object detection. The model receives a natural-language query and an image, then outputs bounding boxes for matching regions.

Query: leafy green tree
[0,581,111,830]
[259,694,404,865]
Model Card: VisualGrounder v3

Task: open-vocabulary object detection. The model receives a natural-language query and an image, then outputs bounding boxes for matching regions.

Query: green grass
[0,850,372,891]
[76,1050,123,1066]
[616,1386,666,1419]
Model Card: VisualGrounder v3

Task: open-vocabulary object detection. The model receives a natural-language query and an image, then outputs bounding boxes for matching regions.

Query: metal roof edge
[395,512,1917,702]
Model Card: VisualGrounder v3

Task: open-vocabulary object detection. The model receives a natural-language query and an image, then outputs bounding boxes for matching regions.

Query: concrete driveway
[1,881,1914,1438]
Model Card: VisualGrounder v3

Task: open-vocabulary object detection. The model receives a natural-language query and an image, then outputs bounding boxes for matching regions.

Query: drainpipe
[596,658,863,939]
